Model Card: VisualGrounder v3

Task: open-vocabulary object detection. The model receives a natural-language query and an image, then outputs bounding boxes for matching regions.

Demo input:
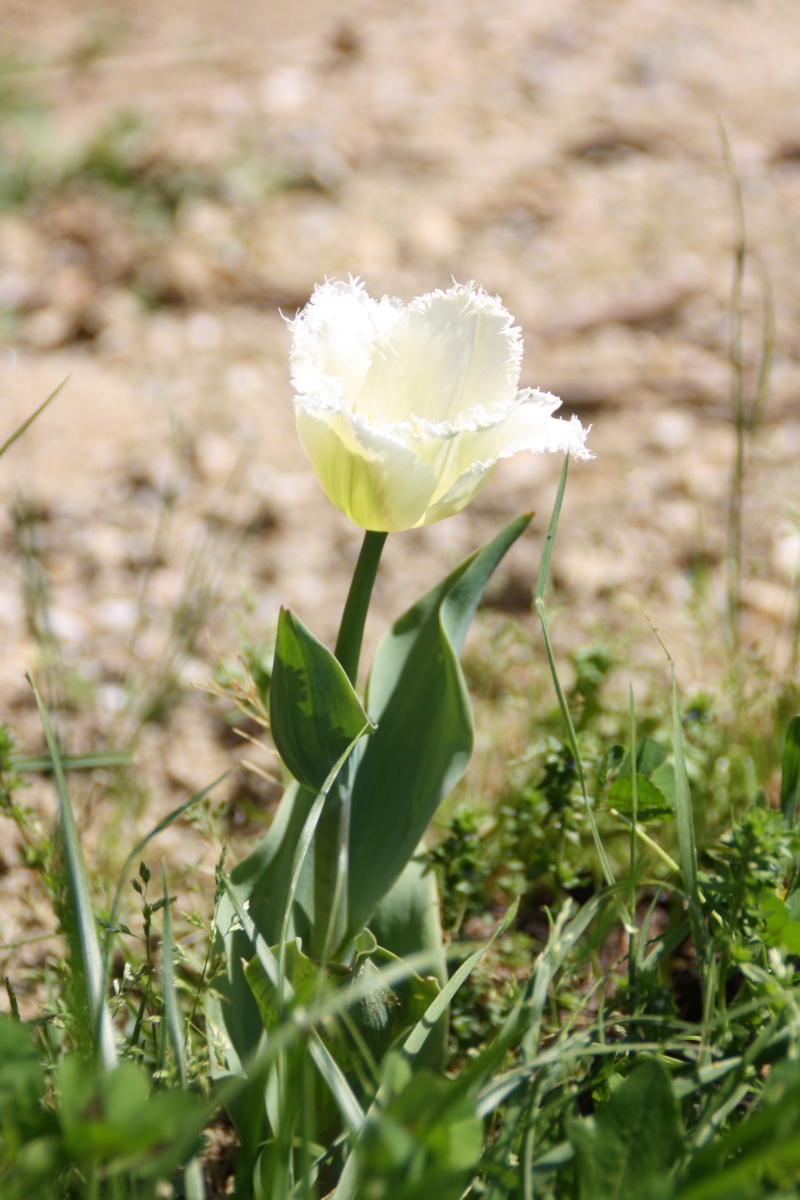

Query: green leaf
[244,939,323,1032]
[369,856,447,988]
[346,513,532,940]
[0,1014,44,1114]
[57,1057,207,1179]
[609,773,675,819]
[570,1059,683,1200]
[780,921,800,954]
[595,743,625,799]
[651,760,677,808]
[353,1056,483,1200]
[761,892,789,940]
[761,894,800,953]
[617,737,669,778]
[270,607,373,792]
[352,943,439,1062]
[781,715,800,828]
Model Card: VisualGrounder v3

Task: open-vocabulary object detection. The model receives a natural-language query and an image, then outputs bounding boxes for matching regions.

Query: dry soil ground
[0,0,799,1000]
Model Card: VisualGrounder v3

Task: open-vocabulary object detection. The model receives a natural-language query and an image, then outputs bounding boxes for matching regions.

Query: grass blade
[533,456,615,889]
[27,671,117,1069]
[534,454,569,604]
[402,898,519,1062]
[12,749,134,773]
[628,686,639,998]
[161,865,206,1200]
[0,379,67,461]
[671,666,706,955]
[161,866,186,1082]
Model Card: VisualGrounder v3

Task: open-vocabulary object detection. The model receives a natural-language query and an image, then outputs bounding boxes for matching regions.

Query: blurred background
[0,0,798,873]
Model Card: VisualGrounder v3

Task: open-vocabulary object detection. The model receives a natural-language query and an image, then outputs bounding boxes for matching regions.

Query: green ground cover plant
[1,262,799,1200]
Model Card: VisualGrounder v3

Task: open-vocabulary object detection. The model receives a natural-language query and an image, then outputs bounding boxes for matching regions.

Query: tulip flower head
[289,279,591,532]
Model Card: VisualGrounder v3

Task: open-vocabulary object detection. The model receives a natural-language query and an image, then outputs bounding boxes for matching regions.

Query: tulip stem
[335,530,388,686]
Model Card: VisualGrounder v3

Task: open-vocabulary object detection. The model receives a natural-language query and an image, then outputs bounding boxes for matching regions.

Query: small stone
[740,579,795,623]
[23,307,76,350]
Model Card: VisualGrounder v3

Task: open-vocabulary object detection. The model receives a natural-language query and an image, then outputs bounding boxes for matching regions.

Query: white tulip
[289,279,591,532]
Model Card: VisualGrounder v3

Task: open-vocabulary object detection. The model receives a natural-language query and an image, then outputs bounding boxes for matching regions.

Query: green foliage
[6,383,800,1198]
[353,1055,482,1200]
[0,1014,209,1199]
[270,607,372,793]
[570,1059,682,1200]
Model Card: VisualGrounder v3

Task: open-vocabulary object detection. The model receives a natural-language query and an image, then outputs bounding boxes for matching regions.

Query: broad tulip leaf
[369,854,446,985]
[270,606,373,792]
[345,512,532,941]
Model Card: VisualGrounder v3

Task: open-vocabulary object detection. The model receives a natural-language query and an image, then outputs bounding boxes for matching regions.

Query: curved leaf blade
[270,607,373,792]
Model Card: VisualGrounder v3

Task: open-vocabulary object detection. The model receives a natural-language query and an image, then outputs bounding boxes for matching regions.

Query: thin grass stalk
[670,669,703,943]
[402,898,519,1062]
[28,673,117,1070]
[130,451,246,739]
[12,749,133,773]
[628,686,639,1001]
[519,1087,538,1200]
[749,282,774,433]
[0,379,67,460]
[161,864,206,1200]
[534,456,616,891]
[719,122,747,653]
[15,492,66,709]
